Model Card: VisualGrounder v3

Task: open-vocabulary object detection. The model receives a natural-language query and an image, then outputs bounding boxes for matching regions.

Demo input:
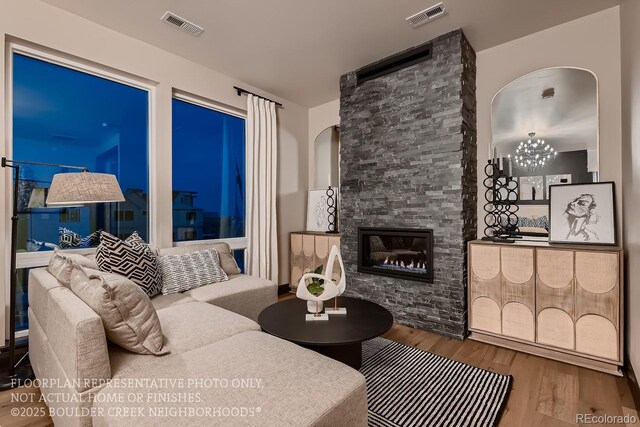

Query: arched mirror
[491,67,598,233]
[313,125,340,189]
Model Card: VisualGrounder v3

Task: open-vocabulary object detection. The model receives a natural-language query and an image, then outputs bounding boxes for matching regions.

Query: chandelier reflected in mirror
[509,132,557,172]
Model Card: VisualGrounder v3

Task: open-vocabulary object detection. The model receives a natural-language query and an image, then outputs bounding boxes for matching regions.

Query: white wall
[476,7,623,240]
[0,0,309,339]
[620,0,640,375]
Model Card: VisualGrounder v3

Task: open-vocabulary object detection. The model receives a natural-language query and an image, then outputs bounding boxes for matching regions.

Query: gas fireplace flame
[379,258,427,273]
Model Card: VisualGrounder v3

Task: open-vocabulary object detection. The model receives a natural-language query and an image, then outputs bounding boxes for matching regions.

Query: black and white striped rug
[360,338,512,427]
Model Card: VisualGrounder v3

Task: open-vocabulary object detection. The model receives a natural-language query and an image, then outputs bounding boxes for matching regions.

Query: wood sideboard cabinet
[290,232,341,290]
[467,239,623,376]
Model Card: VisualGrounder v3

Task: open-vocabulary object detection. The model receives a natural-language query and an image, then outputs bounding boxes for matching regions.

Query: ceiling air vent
[161,11,204,36]
[406,3,446,28]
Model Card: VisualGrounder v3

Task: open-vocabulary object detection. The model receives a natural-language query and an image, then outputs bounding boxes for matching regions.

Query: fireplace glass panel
[358,228,433,283]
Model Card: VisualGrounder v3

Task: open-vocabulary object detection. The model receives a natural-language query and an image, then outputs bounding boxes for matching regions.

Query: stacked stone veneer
[339,30,477,339]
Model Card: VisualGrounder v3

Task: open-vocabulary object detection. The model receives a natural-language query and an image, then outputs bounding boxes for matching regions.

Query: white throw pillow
[47,247,99,287]
[70,266,169,355]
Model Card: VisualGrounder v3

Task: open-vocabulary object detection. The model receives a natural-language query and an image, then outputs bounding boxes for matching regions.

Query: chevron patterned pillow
[59,227,101,249]
[158,248,229,295]
[95,231,163,297]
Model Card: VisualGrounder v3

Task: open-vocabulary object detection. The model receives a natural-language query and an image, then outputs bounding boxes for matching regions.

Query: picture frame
[548,181,616,245]
[306,188,338,232]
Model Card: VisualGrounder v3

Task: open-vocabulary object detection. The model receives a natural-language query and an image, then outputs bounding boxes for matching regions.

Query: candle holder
[482,160,520,240]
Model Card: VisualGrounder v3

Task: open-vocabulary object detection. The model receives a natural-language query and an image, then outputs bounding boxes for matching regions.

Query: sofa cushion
[157,242,241,275]
[150,293,195,311]
[183,273,277,322]
[158,248,228,295]
[108,302,260,377]
[47,247,99,287]
[93,331,367,427]
[70,266,168,355]
[96,231,163,297]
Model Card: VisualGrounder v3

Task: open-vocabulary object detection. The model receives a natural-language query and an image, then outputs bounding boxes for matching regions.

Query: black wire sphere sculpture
[483,160,520,238]
[326,186,337,233]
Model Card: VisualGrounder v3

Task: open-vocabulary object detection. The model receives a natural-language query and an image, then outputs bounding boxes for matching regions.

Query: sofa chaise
[28,242,367,427]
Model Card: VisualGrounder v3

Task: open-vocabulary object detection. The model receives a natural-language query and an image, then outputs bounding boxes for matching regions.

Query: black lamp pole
[1,157,21,388]
[0,157,88,390]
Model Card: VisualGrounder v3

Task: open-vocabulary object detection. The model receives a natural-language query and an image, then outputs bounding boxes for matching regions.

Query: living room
[0,0,639,426]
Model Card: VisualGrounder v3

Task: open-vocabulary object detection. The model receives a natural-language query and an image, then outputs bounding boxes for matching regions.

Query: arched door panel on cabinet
[501,247,535,341]
[576,315,618,360]
[537,308,574,350]
[575,251,620,360]
[502,302,534,341]
[536,249,575,350]
[471,297,501,334]
[469,244,501,334]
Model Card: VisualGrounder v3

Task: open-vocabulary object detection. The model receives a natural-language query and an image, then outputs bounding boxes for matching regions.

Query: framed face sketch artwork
[549,182,616,245]
[306,188,338,232]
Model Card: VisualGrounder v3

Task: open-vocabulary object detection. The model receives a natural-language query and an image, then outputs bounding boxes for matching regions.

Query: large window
[172,98,246,244]
[12,51,150,331]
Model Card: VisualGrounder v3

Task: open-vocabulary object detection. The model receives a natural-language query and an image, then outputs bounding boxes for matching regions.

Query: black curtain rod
[233,86,283,108]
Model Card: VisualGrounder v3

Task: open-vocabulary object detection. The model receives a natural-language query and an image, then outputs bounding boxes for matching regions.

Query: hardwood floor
[0,317,637,426]
[382,324,639,427]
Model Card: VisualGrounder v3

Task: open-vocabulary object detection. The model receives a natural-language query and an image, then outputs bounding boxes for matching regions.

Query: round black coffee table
[258,296,393,369]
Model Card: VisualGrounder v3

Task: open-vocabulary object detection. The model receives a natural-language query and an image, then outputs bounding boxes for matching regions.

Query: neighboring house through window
[172,97,247,270]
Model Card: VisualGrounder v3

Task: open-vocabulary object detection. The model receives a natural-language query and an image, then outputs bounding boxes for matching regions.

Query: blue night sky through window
[12,53,149,331]
[13,53,149,247]
[172,99,245,241]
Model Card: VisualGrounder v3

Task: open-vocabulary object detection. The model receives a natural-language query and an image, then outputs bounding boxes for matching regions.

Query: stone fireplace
[339,29,477,339]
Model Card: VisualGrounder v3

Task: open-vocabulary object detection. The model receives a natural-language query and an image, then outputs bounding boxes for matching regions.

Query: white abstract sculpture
[323,245,347,315]
[296,272,339,321]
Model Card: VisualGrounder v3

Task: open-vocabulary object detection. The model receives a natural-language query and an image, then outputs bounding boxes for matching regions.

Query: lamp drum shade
[27,188,47,208]
[46,172,125,205]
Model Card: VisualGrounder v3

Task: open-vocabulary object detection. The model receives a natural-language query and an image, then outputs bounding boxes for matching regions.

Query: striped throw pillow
[158,249,229,295]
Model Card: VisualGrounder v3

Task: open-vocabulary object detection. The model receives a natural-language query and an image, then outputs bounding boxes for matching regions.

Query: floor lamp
[0,157,124,390]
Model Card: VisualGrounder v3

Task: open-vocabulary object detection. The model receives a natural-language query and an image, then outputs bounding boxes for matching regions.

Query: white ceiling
[492,68,598,156]
[41,0,619,107]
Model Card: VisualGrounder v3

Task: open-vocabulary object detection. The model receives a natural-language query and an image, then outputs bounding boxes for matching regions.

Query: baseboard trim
[626,356,640,410]
[277,284,291,295]
[469,331,623,376]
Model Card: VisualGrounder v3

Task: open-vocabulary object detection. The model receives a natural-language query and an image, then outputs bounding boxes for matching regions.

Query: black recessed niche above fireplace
[358,227,434,283]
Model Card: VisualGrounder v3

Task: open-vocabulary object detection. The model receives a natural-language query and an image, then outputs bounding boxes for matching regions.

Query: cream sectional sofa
[28,242,367,427]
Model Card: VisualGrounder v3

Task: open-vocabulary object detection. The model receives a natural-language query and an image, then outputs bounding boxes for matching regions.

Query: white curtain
[246,94,279,283]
